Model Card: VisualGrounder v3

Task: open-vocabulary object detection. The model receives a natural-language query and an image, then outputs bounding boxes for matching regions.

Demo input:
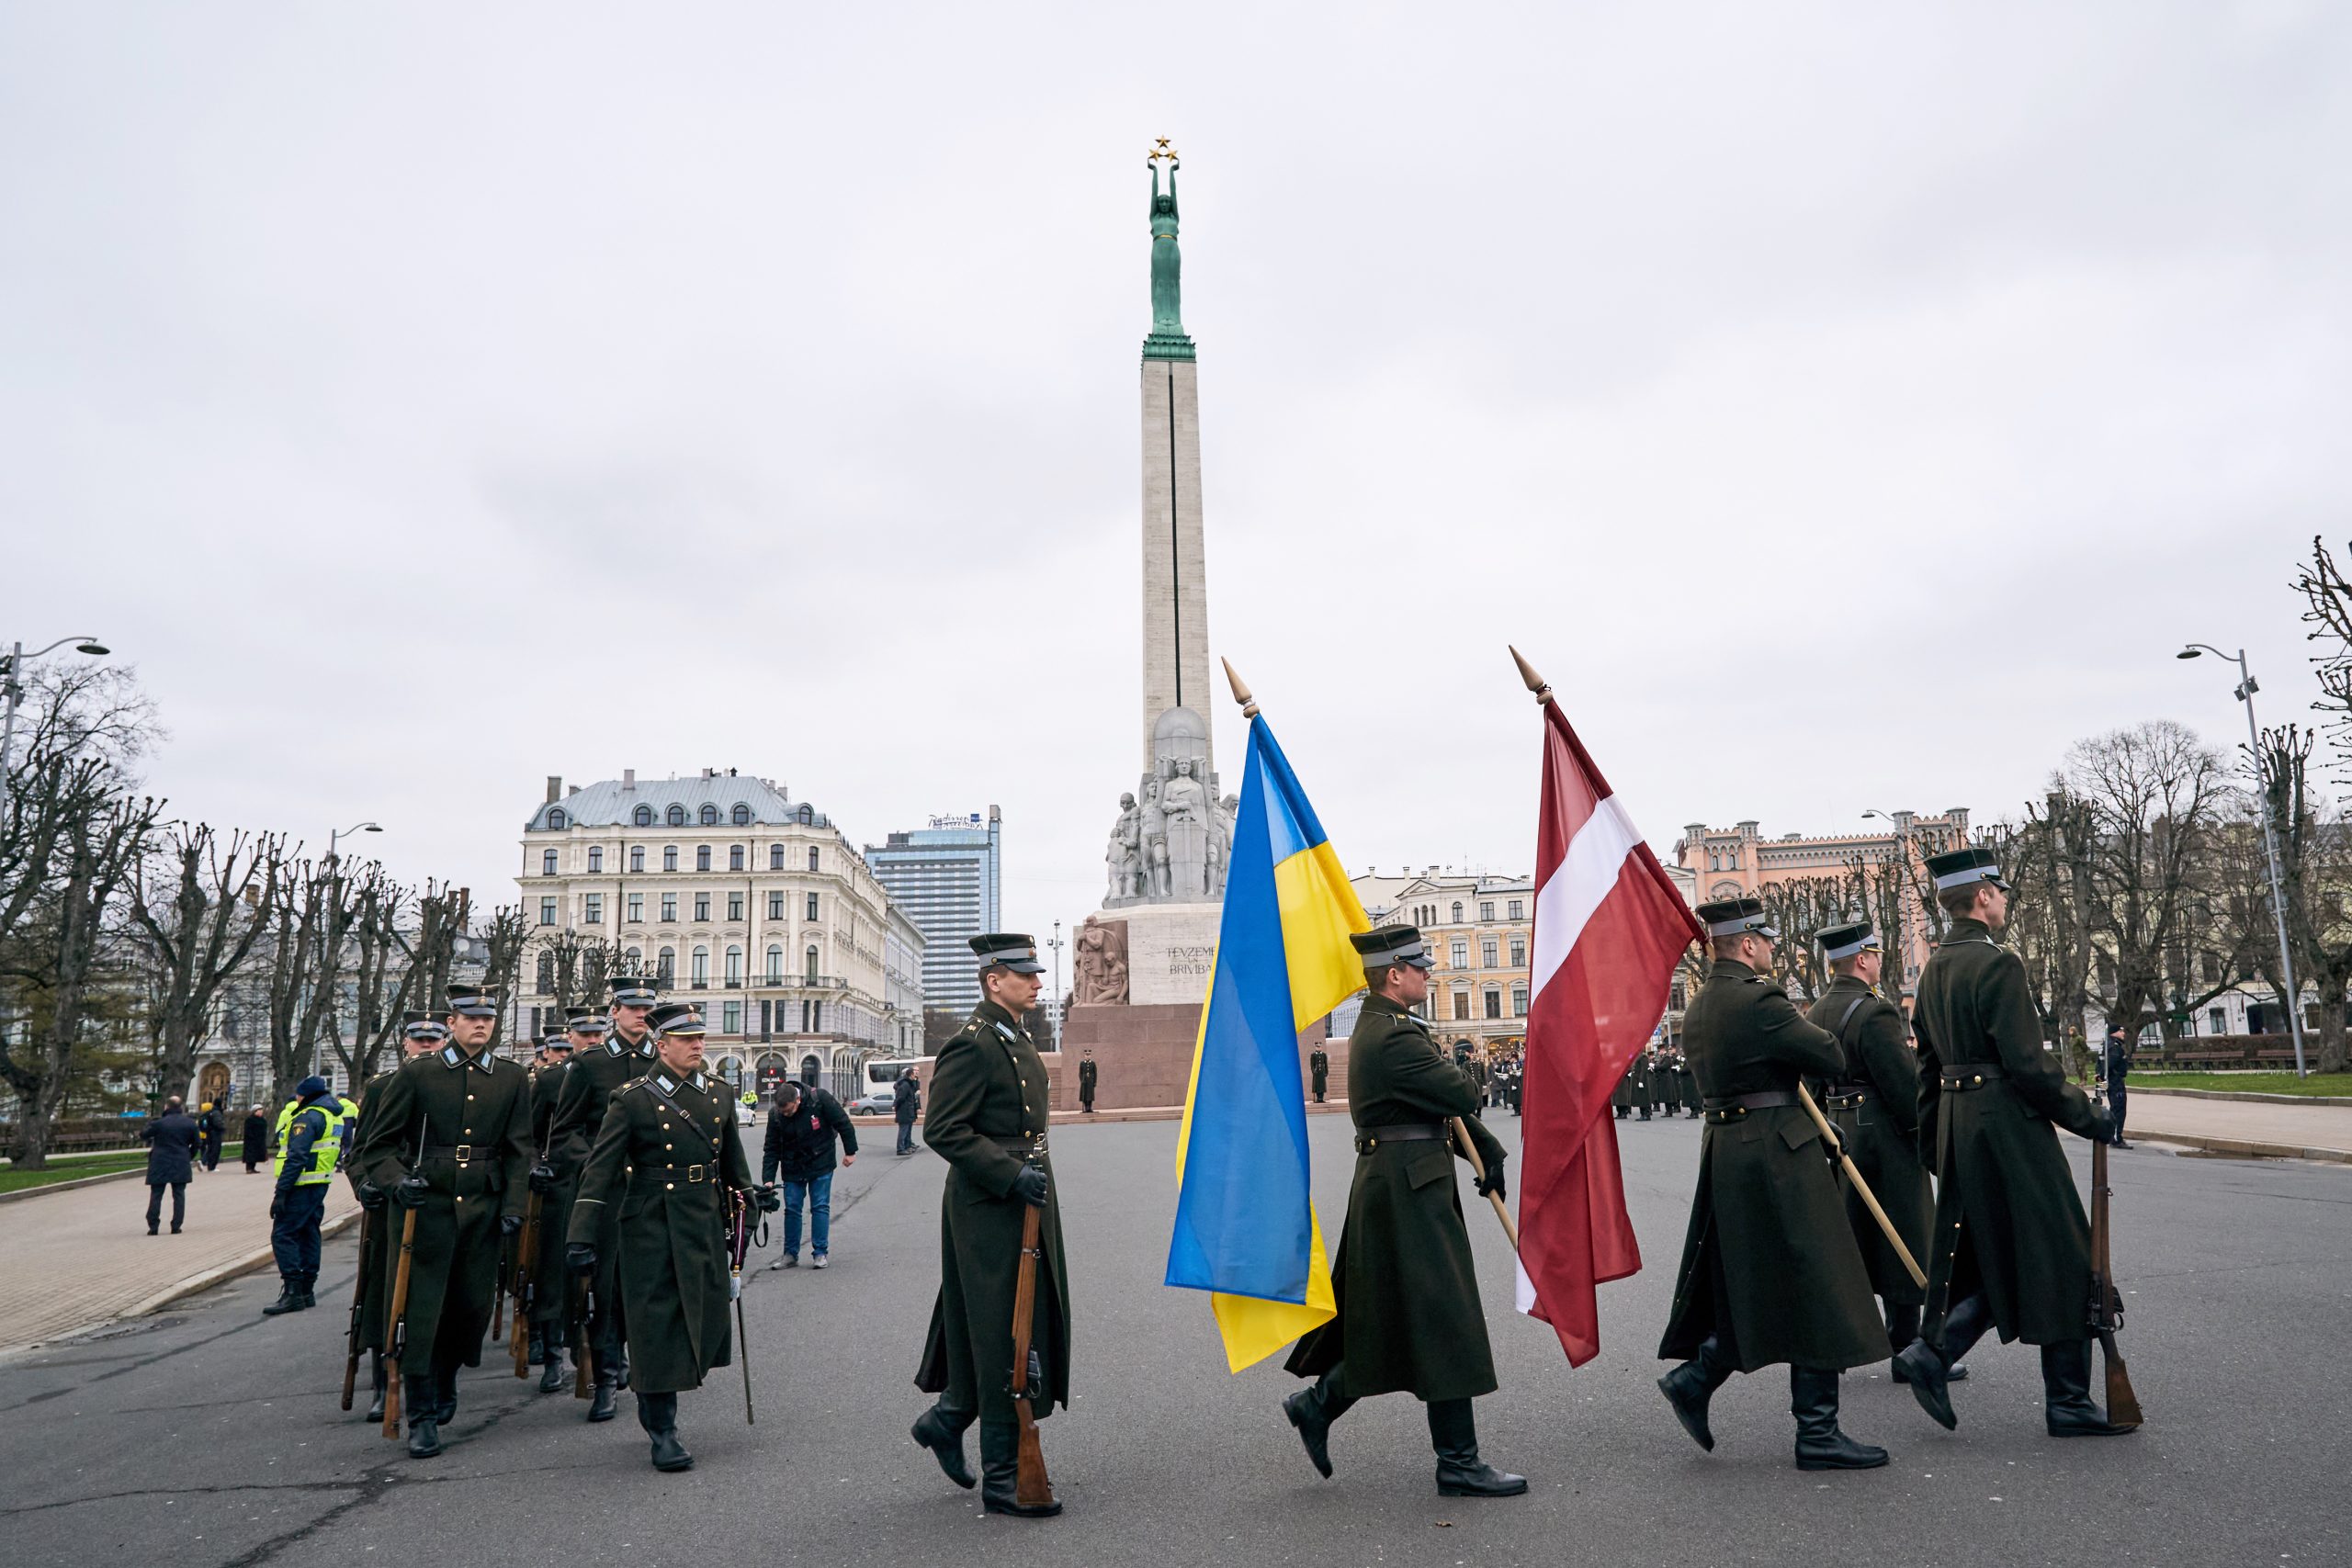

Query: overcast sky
[4,4,2344,961]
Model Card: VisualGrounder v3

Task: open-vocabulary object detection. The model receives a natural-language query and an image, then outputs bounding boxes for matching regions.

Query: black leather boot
[538,1347,567,1394]
[366,1353,387,1424]
[1894,1292,1992,1430]
[634,1391,693,1471]
[978,1420,1062,1517]
[1282,1370,1357,1479]
[1887,1303,1967,1387]
[433,1364,458,1426]
[1657,1334,1736,1452]
[589,1365,618,1423]
[404,1375,443,1458]
[2042,1340,2134,1438]
[1427,1398,1528,1496]
[262,1276,306,1315]
[1791,1367,1888,1470]
[911,1402,977,1489]
[527,1327,546,1366]
[613,1346,631,1391]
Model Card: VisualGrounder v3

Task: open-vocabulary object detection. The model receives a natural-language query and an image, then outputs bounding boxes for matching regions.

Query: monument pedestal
[1052,999,1337,1113]
[1113,900,1222,1005]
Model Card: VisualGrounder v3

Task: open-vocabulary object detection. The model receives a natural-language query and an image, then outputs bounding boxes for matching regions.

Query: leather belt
[1821,1083,1875,1111]
[629,1163,708,1185]
[1941,1065,2007,1091]
[424,1143,478,1164]
[1354,1122,1449,1155]
[1701,1090,1797,1125]
[990,1133,1048,1157]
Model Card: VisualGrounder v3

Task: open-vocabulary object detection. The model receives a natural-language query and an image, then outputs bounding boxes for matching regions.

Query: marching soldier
[1657,898,1891,1470]
[524,1013,592,1392]
[1309,1043,1330,1104]
[1283,925,1526,1498]
[349,984,532,1458]
[564,1002,770,1472]
[1893,848,2130,1438]
[345,1012,446,1421]
[1078,1049,1098,1113]
[546,973,661,1421]
[910,934,1071,1517]
[1806,921,1956,1384]
[1611,1055,1635,1119]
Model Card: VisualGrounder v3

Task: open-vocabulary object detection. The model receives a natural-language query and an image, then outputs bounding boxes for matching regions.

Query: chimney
[623,769,636,791]
[546,775,562,805]
[568,784,579,795]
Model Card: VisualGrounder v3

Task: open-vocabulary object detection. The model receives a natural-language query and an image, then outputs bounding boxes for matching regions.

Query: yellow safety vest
[272,1099,346,1185]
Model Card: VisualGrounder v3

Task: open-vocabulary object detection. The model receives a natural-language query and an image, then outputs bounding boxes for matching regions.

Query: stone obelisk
[1139,142,1212,780]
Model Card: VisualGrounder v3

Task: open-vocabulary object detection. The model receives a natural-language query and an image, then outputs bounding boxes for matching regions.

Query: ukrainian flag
[1167,712,1371,1372]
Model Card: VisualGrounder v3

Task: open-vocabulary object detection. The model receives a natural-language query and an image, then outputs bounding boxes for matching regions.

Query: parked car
[846,1089,897,1117]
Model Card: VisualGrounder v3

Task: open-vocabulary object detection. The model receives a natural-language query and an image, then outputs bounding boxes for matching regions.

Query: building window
[539,897,557,927]
[633,805,654,827]
[536,951,554,994]
[770,844,786,871]
[625,945,642,967]
[694,894,711,922]
[1450,939,1468,968]
[667,805,687,827]
[630,846,645,873]
[691,946,710,987]
[766,945,784,984]
[1479,901,1495,921]
[1511,986,1528,1018]
[661,893,677,922]
[583,894,603,925]
[806,893,820,921]
[729,845,745,872]
[1452,901,1464,922]
[805,945,820,982]
[699,804,719,826]
[627,893,643,923]
[1453,991,1471,1021]
[656,946,675,984]
[768,892,785,920]
[1508,899,1523,920]
[663,846,679,872]
[1485,989,1502,1020]
[722,1000,742,1034]
[804,1006,823,1037]
[808,846,820,872]
[542,849,558,876]
[547,807,566,829]
[1510,938,1526,967]
[696,846,712,872]
[587,846,602,873]
[725,945,743,986]
[731,803,752,826]
[728,892,744,921]
[1481,939,1498,967]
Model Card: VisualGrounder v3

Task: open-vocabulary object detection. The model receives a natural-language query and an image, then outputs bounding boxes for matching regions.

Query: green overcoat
[349,1043,532,1370]
[1658,961,1885,1373]
[1285,994,1506,1403]
[525,1063,574,1331]
[567,1067,753,1394]
[1916,919,2102,1347]
[915,1001,1071,1424]
[548,1031,657,1336]
[1807,976,1932,1306]
[345,1066,400,1353]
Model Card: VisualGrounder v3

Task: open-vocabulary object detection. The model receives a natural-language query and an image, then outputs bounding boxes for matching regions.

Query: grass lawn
[2132,1072,2352,1098]
[0,1150,150,1195]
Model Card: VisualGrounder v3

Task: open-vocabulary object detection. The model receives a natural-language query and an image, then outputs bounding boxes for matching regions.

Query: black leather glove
[2093,1108,2120,1145]
[1021,1347,1045,1399]
[755,1183,781,1213]
[1011,1165,1050,1208]
[567,1244,597,1278]
[500,1213,523,1237]
[269,1193,285,1220]
[527,1163,558,1195]
[393,1174,430,1209]
[1475,1158,1508,1201]
[356,1182,386,1211]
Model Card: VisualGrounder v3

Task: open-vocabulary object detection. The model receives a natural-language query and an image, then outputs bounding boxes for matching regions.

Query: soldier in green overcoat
[910,934,1071,1517]
[523,1013,592,1393]
[1657,899,1891,1471]
[1893,848,2130,1438]
[1283,925,1526,1498]
[344,1013,445,1423]
[348,984,532,1459]
[545,973,661,1421]
[566,1001,768,1472]
[1805,920,1949,1382]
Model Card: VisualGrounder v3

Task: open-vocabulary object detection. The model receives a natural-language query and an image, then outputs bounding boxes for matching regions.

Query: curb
[0,1167,144,1205]
[2135,1131,2352,1165]
[122,1207,368,1320]
[2133,1086,2352,1108]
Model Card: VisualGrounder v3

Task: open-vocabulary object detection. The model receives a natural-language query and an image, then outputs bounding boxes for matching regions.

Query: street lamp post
[0,635,111,777]
[2178,644,2309,1077]
[1047,919,1066,1052]
[328,821,383,863]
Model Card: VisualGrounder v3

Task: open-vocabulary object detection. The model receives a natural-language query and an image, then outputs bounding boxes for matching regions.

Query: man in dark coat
[1309,1044,1329,1103]
[141,1096,200,1235]
[2102,1025,2133,1150]
[1077,1050,1098,1113]
[241,1105,269,1173]
[567,1002,768,1472]
[1631,1049,1655,1120]
[197,1102,224,1171]
[892,1067,921,1156]
[762,1077,856,1268]
[524,1014,590,1391]
[910,933,1070,1518]
[1611,1055,1635,1118]
[1657,897,1891,1470]
[1283,924,1526,1497]
[349,983,532,1458]
[345,1014,445,1421]
[1806,921,1947,1382]
[1894,849,2130,1439]
[545,973,661,1421]
[264,1076,347,1315]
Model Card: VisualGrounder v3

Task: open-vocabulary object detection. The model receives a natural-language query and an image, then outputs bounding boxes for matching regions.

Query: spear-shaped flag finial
[1509,645,1553,705]
[1222,657,1260,719]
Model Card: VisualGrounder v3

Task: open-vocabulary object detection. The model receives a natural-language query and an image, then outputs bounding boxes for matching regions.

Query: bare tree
[336,864,417,1093]
[477,903,529,1048]
[260,856,359,1106]
[2233,726,2350,1071]
[131,823,282,1103]
[401,882,471,1011]
[1752,875,1855,1003]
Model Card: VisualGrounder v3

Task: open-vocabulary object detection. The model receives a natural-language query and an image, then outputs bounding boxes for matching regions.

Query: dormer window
[731,803,752,826]
[547,807,567,829]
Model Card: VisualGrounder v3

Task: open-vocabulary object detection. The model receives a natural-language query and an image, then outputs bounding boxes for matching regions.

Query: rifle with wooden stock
[1008,1173,1057,1512]
[340,1204,379,1411]
[508,1188,540,1378]
[380,1122,426,1438]
[2088,1097,2144,1429]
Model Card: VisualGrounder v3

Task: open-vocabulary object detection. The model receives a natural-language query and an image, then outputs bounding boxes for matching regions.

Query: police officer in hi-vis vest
[262,1076,348,1317]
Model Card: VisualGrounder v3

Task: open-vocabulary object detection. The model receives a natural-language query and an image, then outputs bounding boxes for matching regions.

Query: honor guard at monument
[1283,924,1526,1498]
[1657,899,1892,1471]
[1807,920,1951,1382]
[524,1011,592,1391]
[547,973,662,1421]
[910,934,1071,1518]
[565,1002,769,1472]
[344,1012,446,1422]
[349,983,532,1458]
[1893,848,2131,1438]
[1309,1043,1329,1104]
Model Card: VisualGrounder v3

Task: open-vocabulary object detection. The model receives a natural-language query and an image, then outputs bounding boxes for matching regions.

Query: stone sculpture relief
[1070,914,1130,1007]
[1103,705,1233,907]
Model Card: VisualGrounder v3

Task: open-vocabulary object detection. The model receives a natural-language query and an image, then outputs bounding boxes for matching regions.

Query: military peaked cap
[565,1005,611,1032]
[445,982,499,1018]
[608,974,660,1008]
[647,1000,706,1038]
[400,1010,448,1042]
[1351,924,1435,971]
[1925,845,2008,893]
[969,932,1046,974]
[1816,920,1880,960]
[1697,897,1777,939]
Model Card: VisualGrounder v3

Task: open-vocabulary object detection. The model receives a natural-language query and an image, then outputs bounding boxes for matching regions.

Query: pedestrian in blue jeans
[763,1079,857,1269]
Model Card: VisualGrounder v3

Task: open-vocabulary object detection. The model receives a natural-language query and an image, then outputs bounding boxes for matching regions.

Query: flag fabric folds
[1167,713,1371,1372]
[1513,699,1704,1366]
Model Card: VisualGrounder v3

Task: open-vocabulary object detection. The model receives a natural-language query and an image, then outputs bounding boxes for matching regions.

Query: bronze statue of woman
[1148,157,1183,337]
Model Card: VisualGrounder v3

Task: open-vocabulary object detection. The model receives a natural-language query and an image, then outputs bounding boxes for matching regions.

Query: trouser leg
[782,1182,805,1256]
[809,1173,831,1256]
[146,1184,164,1231]
[170,1182,187,1229]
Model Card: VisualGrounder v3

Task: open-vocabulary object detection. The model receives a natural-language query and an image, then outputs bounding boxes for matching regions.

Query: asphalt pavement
[2,1113,2345,1568]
